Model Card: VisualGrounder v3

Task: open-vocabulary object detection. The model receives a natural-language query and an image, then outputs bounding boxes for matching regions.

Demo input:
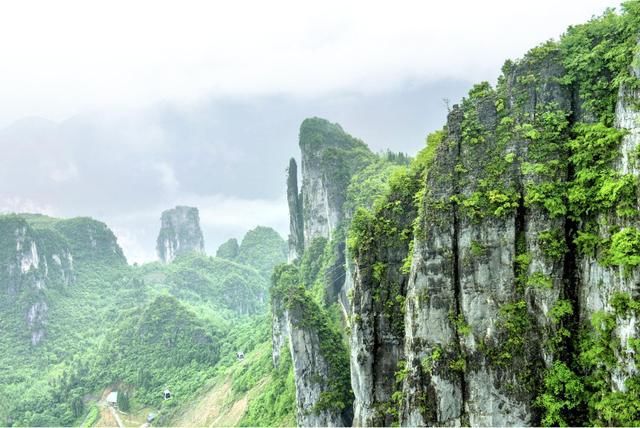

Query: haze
[0,0,618,262]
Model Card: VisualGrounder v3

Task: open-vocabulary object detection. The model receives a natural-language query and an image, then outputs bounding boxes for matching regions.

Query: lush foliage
[0,214,292,426]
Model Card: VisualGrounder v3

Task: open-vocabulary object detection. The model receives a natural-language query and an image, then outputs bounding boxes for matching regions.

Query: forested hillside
[0,213,289,426]
[4,3,640,428]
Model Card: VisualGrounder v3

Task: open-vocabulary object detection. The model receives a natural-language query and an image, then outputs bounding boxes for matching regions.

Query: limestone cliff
[0,214,125,346]
[273,6,640,427]
[156,206,205,263]
[299,118,375,245]
[287,158,304,261]
[271,265,353,427]
[271,118,377,426]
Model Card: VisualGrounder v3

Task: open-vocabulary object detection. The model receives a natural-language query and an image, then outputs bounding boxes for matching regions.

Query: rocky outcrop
[271,287,289,367]
[156,206,205,263]
[273,118,380,426]
[276,14,640,425]
[1,215,75,345]
[400,36,640,426]
[578,52,640,392]
[349,165,419,426]
[271,265,352,427]
[287,158,304,261]
[399,48,574,425]
[299,118,374,245]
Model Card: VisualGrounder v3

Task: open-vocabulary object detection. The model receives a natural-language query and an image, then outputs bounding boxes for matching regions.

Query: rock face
[271,265,352,427]
[0,216,74,345]
[156,206,205,263]
[349,166,419,426]
[578,53,640,393]
[400,37,640,427]
[0,214,125,346]
[299,118,373,245]
[287,158,304,261]
[272,119,374,427]
[275,14,640,426]
[400,48,576,426]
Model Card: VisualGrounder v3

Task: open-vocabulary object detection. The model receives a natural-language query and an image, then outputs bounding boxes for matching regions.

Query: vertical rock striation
[276,14,640,425]
[271,265,352,427]
[156,206,205,263]
[0,214,124,346]
[287,158,305,261]
[578,52,640,393]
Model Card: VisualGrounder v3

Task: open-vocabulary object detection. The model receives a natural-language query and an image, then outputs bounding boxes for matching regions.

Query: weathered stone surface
[578,57,640,392]
[401,49,574,426]
[286,303,348,427]
[156,206,205,263]
[1,216,76,345]
[271,278,351,427]
[287,158,305,262]
[402,108,462,426]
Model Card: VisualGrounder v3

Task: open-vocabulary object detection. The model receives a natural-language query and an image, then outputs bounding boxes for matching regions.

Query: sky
[0,0,620,263]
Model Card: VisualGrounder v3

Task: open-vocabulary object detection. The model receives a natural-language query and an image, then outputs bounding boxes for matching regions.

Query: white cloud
[0,197,57,216]
[195,195,289,230]
[152,162,180,194]
[49,161,79,183]
[0,0,618,125]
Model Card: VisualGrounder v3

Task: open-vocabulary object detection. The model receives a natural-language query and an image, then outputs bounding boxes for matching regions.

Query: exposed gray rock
[578,56,640,392]
[402,108,463,427]
[1,216,76,345]
[287,306,346,427]
[271,282,350,427]
[287,158,304,261]
[156,206,205,263]
[271,288,289,367]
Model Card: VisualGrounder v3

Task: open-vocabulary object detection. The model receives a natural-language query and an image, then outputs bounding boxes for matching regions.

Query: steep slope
[273,5,640,427]
[0,212,289,426]
[272,119,411,426]
[157,206,205,263]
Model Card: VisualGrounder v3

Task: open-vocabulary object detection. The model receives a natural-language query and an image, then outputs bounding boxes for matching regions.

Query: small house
[163,389,172,400]
[107,391,118,408]
[147,413,156,423]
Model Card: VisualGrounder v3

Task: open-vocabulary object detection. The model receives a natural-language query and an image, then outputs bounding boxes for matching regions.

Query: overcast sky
[0,0,619,262]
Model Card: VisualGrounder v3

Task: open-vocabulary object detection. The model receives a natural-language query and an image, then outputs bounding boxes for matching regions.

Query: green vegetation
[604,227,640,272]
[5,2,640,426]
[216,238,239,260]
[235,226,287,279]
[536,361,585,427]
[271,263,353,416]
[0,215,291,426]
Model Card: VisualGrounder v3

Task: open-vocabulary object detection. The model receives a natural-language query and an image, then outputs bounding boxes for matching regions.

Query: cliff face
[1,216,70,345]
[274,7,640,427]
[578,53,640,393]
[348,163,421,426]
[271,265,352,427]
[0,214,125,346]
[299,118,375,245]
[156,206,205,263]
[287,158,305,261]
[271,118,377,427]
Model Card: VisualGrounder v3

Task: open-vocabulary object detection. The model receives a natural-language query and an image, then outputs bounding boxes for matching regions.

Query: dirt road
[108,405,125,428]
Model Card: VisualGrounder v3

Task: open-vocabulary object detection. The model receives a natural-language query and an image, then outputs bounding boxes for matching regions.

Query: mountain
[0,212,288,426]
[4,4,640,428]
[270,4,640,427]
[157,206,206,263]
